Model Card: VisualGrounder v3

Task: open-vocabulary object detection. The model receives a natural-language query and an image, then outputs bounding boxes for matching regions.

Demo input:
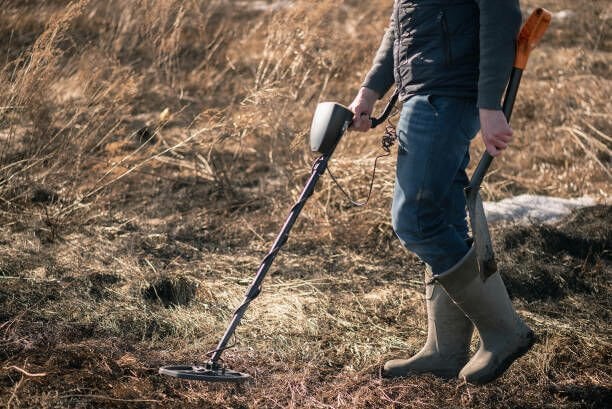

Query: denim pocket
[425,94,440,118]
[457,101,480,141]
[427,95,479,143]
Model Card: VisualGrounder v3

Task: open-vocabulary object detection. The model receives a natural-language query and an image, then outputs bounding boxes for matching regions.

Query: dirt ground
[2,204,610,409]
[0,1,610,408]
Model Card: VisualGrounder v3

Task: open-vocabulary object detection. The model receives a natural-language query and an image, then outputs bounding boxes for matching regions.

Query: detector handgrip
[370,89,399,129]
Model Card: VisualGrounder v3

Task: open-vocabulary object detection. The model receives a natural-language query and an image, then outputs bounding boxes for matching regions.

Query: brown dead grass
[0,0,610,408]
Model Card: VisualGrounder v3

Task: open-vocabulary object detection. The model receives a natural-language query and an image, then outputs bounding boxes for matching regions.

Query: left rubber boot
[435,247,536,384]
[383,267,474,379]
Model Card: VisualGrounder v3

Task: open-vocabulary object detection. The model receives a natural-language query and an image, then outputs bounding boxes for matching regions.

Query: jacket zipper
[441,11,452,66]
[395,2,403,91]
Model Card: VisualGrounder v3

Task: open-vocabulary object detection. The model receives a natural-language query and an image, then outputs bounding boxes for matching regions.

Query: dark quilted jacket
[363,0,522,109]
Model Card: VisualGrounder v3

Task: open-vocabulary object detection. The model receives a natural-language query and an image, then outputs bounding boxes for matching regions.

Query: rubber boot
[436,247,536,384]
[383,267,474,379]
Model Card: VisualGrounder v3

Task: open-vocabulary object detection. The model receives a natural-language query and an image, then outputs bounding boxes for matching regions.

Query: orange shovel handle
[515,8,552,70]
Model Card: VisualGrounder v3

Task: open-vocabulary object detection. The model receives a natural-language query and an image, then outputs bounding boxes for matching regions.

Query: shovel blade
[467,190,497,278]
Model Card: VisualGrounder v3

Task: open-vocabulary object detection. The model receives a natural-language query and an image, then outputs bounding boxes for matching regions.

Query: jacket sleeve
[475,0,522,109]
[362,13,396,99]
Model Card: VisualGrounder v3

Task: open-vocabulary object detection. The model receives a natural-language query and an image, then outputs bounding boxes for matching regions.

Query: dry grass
[0,0,610,408]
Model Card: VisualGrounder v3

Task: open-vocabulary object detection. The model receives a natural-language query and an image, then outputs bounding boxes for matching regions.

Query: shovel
[467,8,552,278]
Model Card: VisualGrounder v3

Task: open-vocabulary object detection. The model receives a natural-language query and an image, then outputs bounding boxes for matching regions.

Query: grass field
[0,0,610,408]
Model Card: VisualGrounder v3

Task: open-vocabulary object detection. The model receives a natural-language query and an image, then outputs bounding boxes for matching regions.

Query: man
[349,0,535,384]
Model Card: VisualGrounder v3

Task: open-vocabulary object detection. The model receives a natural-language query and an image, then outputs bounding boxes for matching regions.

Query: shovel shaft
[465,68,523,278]
[468,67,523,193]
[468,7,552,192]
[502,68,523,122]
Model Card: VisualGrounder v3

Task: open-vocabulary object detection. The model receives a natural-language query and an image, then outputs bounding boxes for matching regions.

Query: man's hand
[348,87,380,132]
[479,109,513,156]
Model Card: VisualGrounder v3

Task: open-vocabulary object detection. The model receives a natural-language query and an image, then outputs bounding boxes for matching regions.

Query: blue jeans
[391,95,480,275]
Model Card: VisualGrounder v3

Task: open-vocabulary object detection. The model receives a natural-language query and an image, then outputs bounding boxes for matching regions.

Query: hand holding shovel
[468,8,552,278]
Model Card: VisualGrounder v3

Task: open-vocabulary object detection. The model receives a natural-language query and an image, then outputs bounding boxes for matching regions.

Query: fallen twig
[5,365,47,377]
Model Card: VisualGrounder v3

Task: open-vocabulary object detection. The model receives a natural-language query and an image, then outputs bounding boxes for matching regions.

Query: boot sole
[381,367,460,380]
[466,330,537,385]
[381,359,467,380]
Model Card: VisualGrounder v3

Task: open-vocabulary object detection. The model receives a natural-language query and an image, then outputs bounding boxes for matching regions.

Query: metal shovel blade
[466,189,497,278]
[159,364,251,383]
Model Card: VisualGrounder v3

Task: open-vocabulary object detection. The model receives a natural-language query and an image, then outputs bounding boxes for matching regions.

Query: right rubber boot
[383,267,474,379]
[436,247,536,384]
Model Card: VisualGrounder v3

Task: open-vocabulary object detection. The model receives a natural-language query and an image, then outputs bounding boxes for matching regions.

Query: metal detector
[158,97,398,382]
